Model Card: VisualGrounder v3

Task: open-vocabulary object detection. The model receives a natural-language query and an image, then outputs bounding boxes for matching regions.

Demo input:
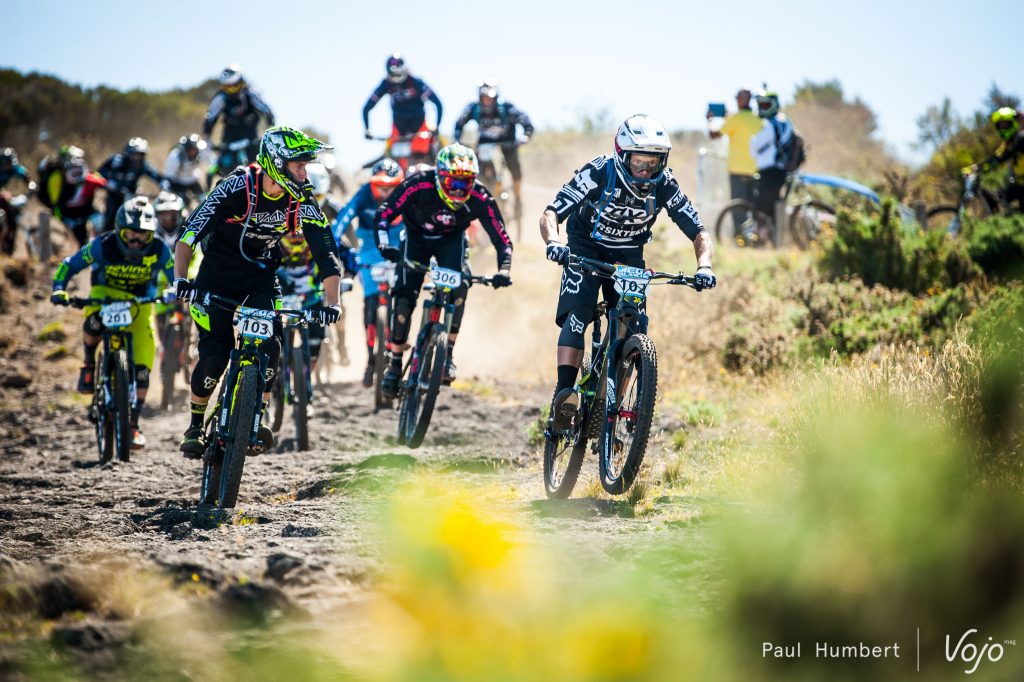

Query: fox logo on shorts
[560,266,583,295]
[568,314,585,335]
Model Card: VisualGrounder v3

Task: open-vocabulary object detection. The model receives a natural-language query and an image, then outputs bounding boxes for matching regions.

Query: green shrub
[816,199,977,294]
[965,214,1024,280]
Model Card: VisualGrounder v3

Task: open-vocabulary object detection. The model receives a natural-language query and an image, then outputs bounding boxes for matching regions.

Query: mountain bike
[194,293,314,508]
[392,259,497,448]
[365,127,440,173]
[66,295,157,464]
[543,256,699,498]
[715,172,836,249]
[270,289,322,451]
[926,169,1012,236]
[158,302,193,410]
[206,138,254,186]
[366,261,396,412]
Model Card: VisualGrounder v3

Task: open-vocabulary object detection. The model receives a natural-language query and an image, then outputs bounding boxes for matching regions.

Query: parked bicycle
[194,292,316,508]
[543,256,699,499]
[269,289,322,451]
[67,295,157,463]
[926,169,1014,236]
[390,259,496,448]
[714,172,880,249]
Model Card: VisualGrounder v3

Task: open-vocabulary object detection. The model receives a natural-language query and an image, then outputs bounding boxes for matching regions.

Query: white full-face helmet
[612,114,672,197]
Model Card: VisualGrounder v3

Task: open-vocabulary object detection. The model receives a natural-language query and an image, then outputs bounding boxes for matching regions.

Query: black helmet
[115,196,157,233]
[0,147,17,169]
[385,53,408,83]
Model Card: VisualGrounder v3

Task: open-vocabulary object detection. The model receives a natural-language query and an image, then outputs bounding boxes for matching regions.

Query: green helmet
[257,126,333,200]
[756,89,780,119]
[991,107,1019,142]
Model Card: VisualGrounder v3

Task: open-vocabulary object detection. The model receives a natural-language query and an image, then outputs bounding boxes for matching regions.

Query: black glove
[312,304,342,326]
[380,245,401,263]
[364,130,374,140]
[694,267,717,291]
[50,290,69,306]
[491,271,512,288]
[546,240,570,266]
[173,278,195,303]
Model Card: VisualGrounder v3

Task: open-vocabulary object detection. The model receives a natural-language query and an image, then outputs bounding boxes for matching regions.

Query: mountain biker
[453,79,534,218]
[162,133,209,202]
[749,89,794,232]
[362,53,443,141]
[98,137,164,232]
[376,143,513,399]
[168,126,344,458]
[539,114,715,430]
[153,191,200,341]
[333,158,406,386]
[37,146,108,246]
[707,87,763,228]
[0,147,37,255]
[50,196,172,449]
[962,107,1024,211]
[202,64,275,170]
[276,229,354,378]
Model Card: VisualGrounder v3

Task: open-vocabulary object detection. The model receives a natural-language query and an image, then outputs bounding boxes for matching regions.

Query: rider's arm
[52,239,97,291]
[362,81,388,130]
[453,103,474,142]
[469,185,513,271]
[298,192,343,285]
[176,171,243,271]
[163,151,182,181]
[248,88,275,126]
[658,171,712,268]
[509,103,534,138]
[333,186,366,243]
[373,174,422,247]
[421,79,443,127]
[157,241,175,285]
[543,156,607,231]
[202,93,225,137]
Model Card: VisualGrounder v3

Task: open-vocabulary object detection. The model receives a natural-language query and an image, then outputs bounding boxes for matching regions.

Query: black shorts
[555,237,645,328]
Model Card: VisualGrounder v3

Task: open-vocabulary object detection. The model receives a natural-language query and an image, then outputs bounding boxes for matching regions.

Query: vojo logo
[946,628,1015,675]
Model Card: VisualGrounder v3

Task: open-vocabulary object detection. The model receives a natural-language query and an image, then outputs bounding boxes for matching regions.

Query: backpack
[770,118,808,172]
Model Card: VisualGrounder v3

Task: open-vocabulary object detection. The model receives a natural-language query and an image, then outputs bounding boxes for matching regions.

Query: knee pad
[83,313,103,336]
[557,307,590,350]
[191,338,232,398]
[135,365,150,390]
[263,336,281,389]
[391,293,416,345]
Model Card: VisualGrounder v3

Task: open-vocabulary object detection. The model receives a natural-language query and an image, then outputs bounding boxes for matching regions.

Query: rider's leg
[188,303,236,429]
[754,168,786,243]
[79,311,104,394]
[504,145,524,216]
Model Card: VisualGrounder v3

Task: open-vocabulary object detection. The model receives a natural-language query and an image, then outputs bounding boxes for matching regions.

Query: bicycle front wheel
[789,200,836,249]
[159,323,177,410]
[291,348,309,451]
[599,335,658,495]
[219,364,260,508]
[407,330,446,449]
[112,350,132,463]
[373,303,389,411]
[94,354,113,464]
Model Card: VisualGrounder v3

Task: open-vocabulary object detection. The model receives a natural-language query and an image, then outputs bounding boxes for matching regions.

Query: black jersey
[362,76,443,136]
[97,153,162,195]
[546,155,704,249]
[180,165,340,281]
[202,88,275,143]
[375,169,512,271]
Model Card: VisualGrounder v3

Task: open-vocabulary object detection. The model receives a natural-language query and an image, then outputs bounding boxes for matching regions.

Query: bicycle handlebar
[67,295,159,309]
[196,292,318,326]
[566,255,699,290]
[401,258,500,287]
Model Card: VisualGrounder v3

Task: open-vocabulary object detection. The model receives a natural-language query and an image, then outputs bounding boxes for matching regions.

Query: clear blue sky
[3,0,1021,169]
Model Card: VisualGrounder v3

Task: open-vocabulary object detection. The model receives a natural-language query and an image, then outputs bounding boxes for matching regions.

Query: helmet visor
[120,228,154,248]
[222,81,243,94]
[757,98,775,113]
[995,120,1014,131]
[439,175,474,202]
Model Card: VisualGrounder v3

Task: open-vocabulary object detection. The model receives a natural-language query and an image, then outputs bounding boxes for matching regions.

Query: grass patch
[36,321,66,343]
[525,405,550,448]
[43,345,69,361]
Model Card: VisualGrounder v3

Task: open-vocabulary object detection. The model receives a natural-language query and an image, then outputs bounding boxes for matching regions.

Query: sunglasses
[120,228,154,245]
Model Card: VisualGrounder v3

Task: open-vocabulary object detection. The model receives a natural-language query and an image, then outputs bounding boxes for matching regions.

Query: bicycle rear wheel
[789,200,836,249]
[599,335,658,495]
[219,364,260,508]
[407,330,446,449]
[270,341,286,433]
[543,354,591,499]
[112,350,132,463]
[291,348,309,451]
[94,355,113,464]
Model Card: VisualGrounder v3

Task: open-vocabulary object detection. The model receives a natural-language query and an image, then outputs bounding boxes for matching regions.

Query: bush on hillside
[964,214,1024,281]
[816,199,977,294]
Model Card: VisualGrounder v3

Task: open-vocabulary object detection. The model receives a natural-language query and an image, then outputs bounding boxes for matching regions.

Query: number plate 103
[234,307,275,339]
[100,301,134,328]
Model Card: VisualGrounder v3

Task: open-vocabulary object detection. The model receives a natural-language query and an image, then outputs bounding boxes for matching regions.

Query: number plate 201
[100,301,133,328]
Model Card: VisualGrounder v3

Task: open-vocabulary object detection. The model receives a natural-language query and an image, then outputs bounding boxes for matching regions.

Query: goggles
[222,82,244,94]
[995,120,1014,130]
[628,154,664,174]
[439,174,475,201]
[119,228,154,246]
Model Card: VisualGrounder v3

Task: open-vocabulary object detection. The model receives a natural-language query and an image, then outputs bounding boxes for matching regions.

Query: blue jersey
[0,164,31,190]
[334,184,404,294]
[52,231,173,297]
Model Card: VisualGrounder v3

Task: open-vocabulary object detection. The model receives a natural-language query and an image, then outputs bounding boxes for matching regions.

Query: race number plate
[233,307,275,339]
[100,301,134,328]
[613,265,651,300]
[371,262,396,284]
[429,265,462,289]
[390,141,412,158]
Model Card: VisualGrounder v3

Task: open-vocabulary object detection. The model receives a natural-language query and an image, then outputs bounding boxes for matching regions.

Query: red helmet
[370,158,404,202]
